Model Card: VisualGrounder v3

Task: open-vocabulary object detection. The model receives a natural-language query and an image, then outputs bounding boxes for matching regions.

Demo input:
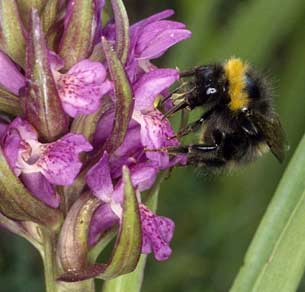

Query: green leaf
[0,0,26,68]
[16,0,47,29]
[111,0,130,65]
[40,0,61,35]
[102,37,134,153]
[230,133,305,292]
[0,146,63,229]
[24,9,68,141]
[102,256,147,292]
[58,0,96,70]
[102,171,167,292]
[58,166,142,282]
[57,193,101,272]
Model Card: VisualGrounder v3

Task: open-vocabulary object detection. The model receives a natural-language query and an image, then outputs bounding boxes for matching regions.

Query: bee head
[190,64,229,108]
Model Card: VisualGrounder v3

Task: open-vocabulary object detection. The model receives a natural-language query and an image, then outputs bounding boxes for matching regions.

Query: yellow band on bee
[224,58,249,111]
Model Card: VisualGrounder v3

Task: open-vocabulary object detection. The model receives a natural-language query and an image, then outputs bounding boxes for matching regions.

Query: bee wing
[252,113,288,163]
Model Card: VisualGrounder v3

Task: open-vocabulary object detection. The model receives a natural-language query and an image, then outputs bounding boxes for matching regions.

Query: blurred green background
[0,0,305,291]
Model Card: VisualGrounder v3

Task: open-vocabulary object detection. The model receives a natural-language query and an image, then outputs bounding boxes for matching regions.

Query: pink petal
[21,173,60,208]
[56,60,112,117]
[0,51,25,95]
[37,133,93,185]
[128,10,175,68]
[139,204,174,261]
[2,126,23,175]
[0,122,7,139]
[130,10,175,34]
[8,117,38,141]
[136,20,186,53]
[108,120,143,178]
[128,163,158,192]
[113,121,142,158]
[93,108,115,148]
[88,203,119,246]
[86,152,114,201]
[48,51,64,71]
[111,163,158,204]
[134,69,179,111]
[137,29,192,60]
[2,118,38,176]
[133,109,182,169]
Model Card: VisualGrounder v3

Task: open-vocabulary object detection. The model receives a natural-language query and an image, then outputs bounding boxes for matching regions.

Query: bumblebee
[163,58,287,169]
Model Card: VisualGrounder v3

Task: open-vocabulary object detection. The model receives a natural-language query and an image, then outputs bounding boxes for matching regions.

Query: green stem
[41,227,96,292]
[57,280,95,292]
[42,228,58,292]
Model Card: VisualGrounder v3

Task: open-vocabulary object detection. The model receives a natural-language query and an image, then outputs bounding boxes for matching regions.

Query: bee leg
[174,120,203,138]
[167,143,218,154]
[174,108,215,138]
[169,144,227,167]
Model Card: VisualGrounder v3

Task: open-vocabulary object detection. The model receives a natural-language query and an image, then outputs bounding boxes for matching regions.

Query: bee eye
[206,87,217,95]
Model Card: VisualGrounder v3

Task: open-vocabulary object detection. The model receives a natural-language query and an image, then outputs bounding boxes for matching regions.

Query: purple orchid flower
[0,50,25,95]
[87,152,174,261]
[85,8,190,263]
[1,117,92,207]
[53,59,112,117]
[127,9,192,81]
[132,68,187,169]
[0,0,192,287]
[94,68,187,171]
[2,117,93,185]
[0,49,112,119]
[101,9,191,81]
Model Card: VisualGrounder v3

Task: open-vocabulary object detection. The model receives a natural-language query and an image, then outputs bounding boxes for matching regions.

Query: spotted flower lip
[2,117,93,186]
[140,203,175,261]
[53,59,112,117]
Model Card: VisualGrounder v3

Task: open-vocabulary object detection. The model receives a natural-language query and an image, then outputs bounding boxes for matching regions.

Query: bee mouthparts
[162,100,188,120]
